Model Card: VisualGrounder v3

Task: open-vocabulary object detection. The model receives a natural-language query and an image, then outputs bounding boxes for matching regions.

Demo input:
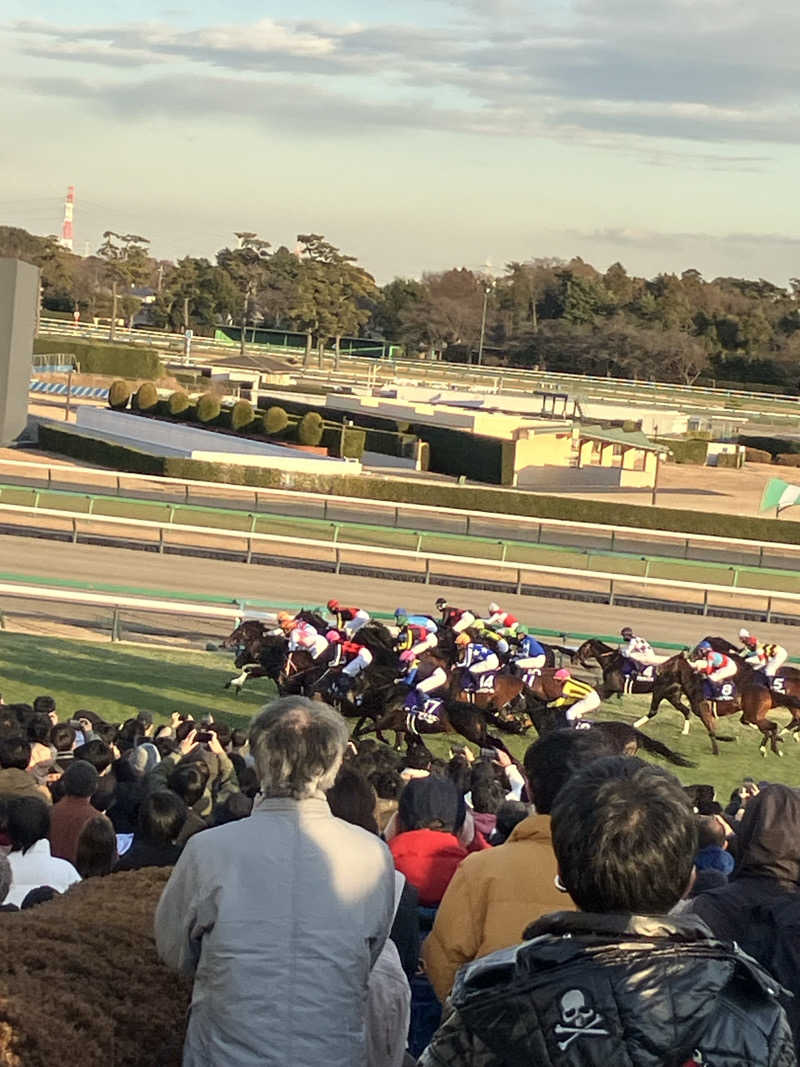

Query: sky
[1,0,799,284]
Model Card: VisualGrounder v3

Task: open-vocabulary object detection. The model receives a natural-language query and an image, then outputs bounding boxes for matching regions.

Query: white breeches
[452,613,476,633]
[514,654,546,671]
[342,648,373,677]
[566,691,601,721]
[344,610,370,636]
[468,654,499,676]
[410,634,438,656]
[708,661,737,683]
[765,649,788,677]
[417,668,448,694]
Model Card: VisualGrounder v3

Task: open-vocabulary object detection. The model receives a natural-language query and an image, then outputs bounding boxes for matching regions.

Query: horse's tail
[632,729,696,767]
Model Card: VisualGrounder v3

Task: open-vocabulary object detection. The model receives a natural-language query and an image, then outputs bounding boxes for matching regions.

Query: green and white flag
[760,477,800,514]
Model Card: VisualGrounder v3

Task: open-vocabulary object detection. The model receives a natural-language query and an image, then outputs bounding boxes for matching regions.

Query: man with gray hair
[155,697,395,1067]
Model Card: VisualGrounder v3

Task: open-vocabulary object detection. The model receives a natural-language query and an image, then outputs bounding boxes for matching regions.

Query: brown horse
[665,653,794,757]
[573,639,692,725]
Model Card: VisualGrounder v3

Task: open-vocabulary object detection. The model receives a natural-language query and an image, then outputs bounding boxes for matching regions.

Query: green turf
[2,632,799,803]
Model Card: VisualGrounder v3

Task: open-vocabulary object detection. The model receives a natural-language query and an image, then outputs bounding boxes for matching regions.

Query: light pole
[477,280,494,366]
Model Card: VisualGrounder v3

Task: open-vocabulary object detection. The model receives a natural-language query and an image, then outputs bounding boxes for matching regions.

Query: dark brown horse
[573,639,691,724]
[664,653,795,757]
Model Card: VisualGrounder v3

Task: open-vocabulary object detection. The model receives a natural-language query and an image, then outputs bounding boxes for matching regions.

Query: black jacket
[420,911,795,1067]
[692,784,800,1052]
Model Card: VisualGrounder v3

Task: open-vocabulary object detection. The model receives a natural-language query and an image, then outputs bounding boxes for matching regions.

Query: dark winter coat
[420,911,795,1067]
[692,784,800,1053]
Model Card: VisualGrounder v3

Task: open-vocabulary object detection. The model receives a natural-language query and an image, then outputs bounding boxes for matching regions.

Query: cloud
[8,2,800,150]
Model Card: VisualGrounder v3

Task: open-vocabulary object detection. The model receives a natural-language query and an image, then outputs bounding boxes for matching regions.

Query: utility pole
[477,281,494,366]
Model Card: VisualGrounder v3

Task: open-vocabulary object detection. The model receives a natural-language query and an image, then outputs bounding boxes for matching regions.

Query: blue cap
[698,640,712,651]
[395,608,408,618]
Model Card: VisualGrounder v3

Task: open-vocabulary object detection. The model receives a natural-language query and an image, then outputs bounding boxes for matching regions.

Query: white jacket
[155,794,395,1067]
[6,838,81,907]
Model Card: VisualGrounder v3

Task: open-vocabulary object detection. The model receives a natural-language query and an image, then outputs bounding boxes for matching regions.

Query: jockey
[548,668,601,723]
[435,598,476,634]
[619,627,667,670]
[327,599,370,635]
[511,626,546,673]
[455,632,499,685]
[483,602,520,635]
[326,631,373,688]
[692,641,737,692]
[738,629,788,678]
[469,620,510,658]
[277,611,329,660]
[394,609,438,656]
[398,650,448,719]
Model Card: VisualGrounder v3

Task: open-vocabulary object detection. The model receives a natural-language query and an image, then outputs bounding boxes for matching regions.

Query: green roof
[579,424,661,452]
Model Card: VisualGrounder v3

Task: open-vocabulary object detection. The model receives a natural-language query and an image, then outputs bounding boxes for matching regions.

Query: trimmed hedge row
[34,339,164,379]
[653,436,709,465]
[38,424,800,546]
[740,436,800,458]
[777,454,800,467]
[745,447,772,464]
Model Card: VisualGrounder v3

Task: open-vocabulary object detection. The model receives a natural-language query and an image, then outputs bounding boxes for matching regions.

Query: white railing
[2,455,798,562]
[1,501,798,618]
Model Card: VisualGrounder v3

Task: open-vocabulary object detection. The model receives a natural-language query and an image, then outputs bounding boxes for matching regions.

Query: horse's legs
[697,701,719,756]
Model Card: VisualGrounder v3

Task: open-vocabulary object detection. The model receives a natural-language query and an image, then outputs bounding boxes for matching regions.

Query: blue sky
[2,1,799,283]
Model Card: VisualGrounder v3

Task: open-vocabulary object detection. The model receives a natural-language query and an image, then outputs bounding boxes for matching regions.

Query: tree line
[3,224,799,389]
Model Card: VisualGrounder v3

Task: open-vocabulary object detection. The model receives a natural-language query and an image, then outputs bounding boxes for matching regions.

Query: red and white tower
[60,185,75,251]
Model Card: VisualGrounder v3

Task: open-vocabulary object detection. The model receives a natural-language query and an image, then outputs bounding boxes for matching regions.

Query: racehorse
[520,669,692,767]
[573,639,692,723]
[661,652,793,757]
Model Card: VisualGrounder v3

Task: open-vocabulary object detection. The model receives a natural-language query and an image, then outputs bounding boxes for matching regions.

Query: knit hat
[398,776,465,834]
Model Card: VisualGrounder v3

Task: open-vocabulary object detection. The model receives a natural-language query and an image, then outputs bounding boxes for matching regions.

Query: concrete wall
[0,258,38,445]
[75,408,361,474]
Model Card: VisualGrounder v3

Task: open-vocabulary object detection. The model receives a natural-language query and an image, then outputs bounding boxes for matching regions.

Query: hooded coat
[691,784,800,1052]
[419,911,795,1067]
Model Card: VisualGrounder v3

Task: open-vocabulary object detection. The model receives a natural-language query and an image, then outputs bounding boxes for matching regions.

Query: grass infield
[2,632,800,803]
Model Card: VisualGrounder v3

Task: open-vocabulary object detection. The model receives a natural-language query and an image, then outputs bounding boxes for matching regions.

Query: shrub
[134,382,159,412]
[776,454,800,467]
[297,411,324,447]
[168,392,191,418]
[653,436,708,465]
[107,380,130,411]
[231,399,254,432]
[715,452,742,469]
[745,447,772,464]
[739,436,800,458]
[263,406,289,435]
[196,393,221,424]
[33,338,163,379]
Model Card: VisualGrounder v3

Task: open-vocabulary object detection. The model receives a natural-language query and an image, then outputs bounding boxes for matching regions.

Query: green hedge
[297,411,324,447]
[38,424,166,475]
[740,436,800,458]
[231,399,254,431]
[777,454,800,467]
[38,423,800,546]
[197,394,221,423]
[715,452,742,469]
[134,382,159,412]
[745,447,772,464]
[34,339,164,379]
[653,436,709,464]
[411,424,510,484]
[108,380,130,411]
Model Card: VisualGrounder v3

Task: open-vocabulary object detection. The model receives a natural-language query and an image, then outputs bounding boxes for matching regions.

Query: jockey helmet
[516,625,528,636]
[399,650,416,665]
[395,608,408,619]
[738,628,750,639]
[554,668,571,680]
[435,598,448,610]
[327,599,339,611]
[276,611,293,625]
[455,633,471,647]
[488,602,500,614]
[621,627,634,640]
[697,640,712,652]
[325,630,341,643]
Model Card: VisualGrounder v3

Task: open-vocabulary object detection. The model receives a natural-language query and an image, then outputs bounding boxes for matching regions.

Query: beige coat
[422,814,575,1003]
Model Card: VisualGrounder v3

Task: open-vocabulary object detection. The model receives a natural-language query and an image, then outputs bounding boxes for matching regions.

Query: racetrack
[1,534,798,650]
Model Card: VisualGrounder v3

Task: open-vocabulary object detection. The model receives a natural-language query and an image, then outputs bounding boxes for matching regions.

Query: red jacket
[389,829,467,907]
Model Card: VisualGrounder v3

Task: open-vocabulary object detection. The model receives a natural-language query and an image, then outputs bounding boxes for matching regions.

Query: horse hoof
[761,748,768,758]
[223,681,231,690]
[632,716,648,729]
[681,722,690,737]
[794,733,800,744]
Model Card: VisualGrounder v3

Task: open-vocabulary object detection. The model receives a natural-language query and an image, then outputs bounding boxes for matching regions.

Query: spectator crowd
[2,691,800,1066]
